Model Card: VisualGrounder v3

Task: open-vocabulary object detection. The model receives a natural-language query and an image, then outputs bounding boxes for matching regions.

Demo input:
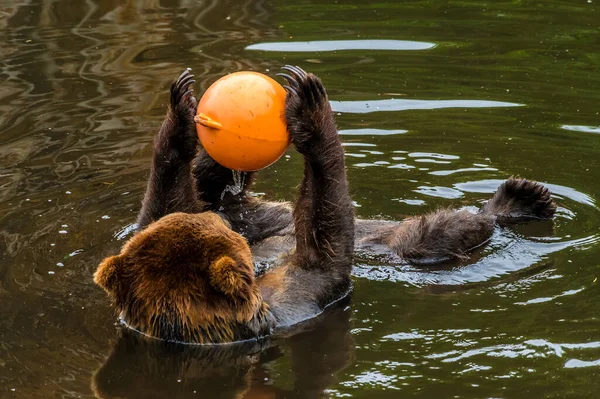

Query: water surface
[1,0,599,398]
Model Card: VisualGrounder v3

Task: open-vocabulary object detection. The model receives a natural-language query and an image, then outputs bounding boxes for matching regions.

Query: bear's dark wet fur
[95,67,556,344]
[96,67,354,343]
[360,177,557,263]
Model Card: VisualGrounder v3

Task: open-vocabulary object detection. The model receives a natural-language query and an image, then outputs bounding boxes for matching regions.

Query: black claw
[281,65,307,79]
[182,88,194,99]
[170,69,197,110]
[290,65,307,78]
[176,69,191,84]
[280,65,296,75]
[276,72,296,84]
[280,65,328,113]
[278,74,300,91]
[282,85,297,94]
[178,76,195,90]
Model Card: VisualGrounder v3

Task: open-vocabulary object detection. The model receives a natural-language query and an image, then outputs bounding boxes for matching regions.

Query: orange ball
[194,71,289,172]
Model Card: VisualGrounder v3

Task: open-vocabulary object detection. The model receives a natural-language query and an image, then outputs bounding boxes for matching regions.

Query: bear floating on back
[95,67,557,344]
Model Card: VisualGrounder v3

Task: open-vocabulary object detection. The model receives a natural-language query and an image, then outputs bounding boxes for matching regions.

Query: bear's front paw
[170,68,198,122]
[158,69,199,159]
[278,65,333,155]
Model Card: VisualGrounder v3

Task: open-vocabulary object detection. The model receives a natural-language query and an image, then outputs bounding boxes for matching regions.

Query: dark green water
[1,0,599,398]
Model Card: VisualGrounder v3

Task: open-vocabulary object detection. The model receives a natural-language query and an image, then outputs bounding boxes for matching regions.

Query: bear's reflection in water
[92,299,353,399]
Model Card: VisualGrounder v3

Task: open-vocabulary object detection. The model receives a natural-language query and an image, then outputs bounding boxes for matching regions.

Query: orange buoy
[194,71,289,172]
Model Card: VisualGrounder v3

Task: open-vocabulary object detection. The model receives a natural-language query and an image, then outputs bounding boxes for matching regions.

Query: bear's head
[94,212,273,343]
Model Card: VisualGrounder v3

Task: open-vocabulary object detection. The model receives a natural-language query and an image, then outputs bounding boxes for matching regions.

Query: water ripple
[430,167,498,176]
[331,99,523,114]
[408,152,460,160]
[560,125,600,134]
[380,330,600,369]
[339,128,407,136]
[246,39,436,52]
[514,288,585,306]
[353,232,600,285]
[565,359,600,368]
[454,179,596,207]
[413,186,465,199]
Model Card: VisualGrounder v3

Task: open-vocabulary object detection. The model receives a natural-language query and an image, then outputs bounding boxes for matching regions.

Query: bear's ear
[208,255,253,300]
[94,255,123,294]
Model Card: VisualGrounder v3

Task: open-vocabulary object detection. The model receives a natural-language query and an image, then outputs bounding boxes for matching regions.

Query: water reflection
[454,180,596,207]
[408,152,460,160]
[430,167,498,176]
[339,128,408,136]
[246,39,436,52]
[354,228,599,285]
[344,147,501,174]
[331,99,523,114]
[514,287,584,305]
[1,0,600,396]
[560,125,600,134]
[93,303,354,399]
[565,358,600,369]
[352,176,600,285]
[414,185,465,199]
[363,325,600,392]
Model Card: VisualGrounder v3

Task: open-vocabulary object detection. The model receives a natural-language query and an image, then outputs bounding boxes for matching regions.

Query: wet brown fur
[95,212,273,343]
[359,177,557,263]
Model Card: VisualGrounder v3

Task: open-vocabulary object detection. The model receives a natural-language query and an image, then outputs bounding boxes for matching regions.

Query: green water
[0,0,599,397]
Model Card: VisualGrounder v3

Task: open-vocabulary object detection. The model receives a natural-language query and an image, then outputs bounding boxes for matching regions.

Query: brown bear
[94,66,556,344]
[95,67,355,343]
